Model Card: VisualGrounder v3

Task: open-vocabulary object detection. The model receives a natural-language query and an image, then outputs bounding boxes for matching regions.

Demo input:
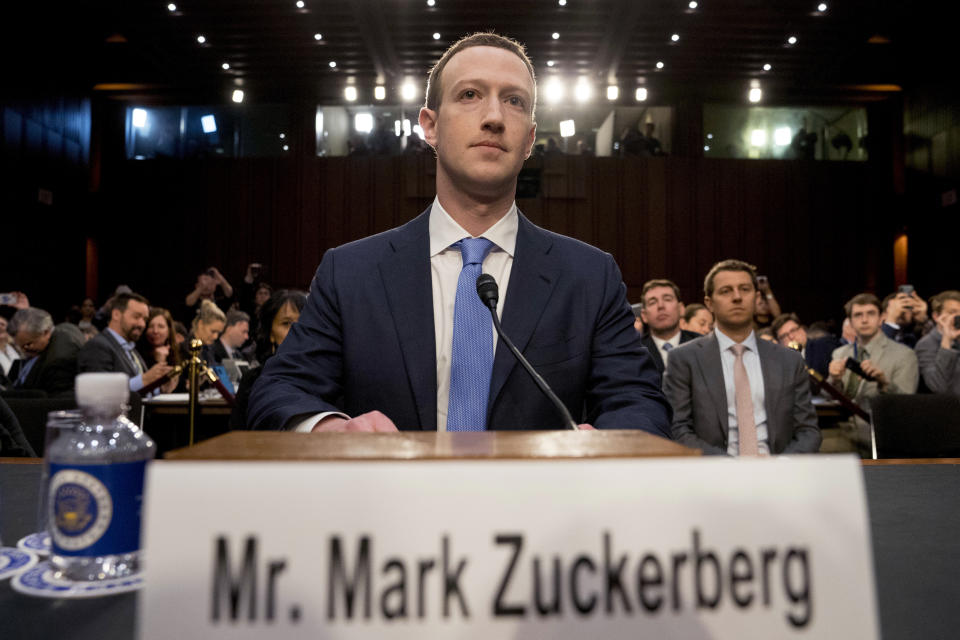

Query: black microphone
[844,357,877,382]
[475,274,579,431]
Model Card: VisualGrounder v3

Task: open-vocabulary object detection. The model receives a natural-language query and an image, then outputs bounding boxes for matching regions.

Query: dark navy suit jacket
[248,208,672,436]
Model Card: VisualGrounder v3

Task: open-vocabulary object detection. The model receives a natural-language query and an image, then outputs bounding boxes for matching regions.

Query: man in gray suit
[915,290,960,396]
[663,259,820,456]
[78,293,175,394]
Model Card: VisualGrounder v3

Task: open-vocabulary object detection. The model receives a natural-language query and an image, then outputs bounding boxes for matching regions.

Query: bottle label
[48,460,147,557]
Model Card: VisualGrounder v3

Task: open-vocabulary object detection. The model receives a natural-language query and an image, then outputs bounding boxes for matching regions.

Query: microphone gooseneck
[475,274,579,431]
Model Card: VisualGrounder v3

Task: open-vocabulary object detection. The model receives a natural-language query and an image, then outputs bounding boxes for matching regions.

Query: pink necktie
[730,344,759,456]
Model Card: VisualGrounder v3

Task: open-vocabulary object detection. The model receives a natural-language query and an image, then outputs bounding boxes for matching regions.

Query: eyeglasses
[777,325,804,342]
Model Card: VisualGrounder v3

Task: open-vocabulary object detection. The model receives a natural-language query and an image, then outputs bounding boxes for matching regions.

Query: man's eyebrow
[449,78,531,97]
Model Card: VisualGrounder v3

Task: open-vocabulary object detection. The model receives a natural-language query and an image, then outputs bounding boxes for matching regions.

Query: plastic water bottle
[46,372,155,581]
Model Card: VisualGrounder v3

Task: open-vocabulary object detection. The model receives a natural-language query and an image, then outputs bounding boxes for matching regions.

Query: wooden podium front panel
[164,430,697,461]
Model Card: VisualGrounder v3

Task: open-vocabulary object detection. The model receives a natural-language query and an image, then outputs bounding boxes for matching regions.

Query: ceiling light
[606,85,619,101]
[197,35,206,44]
[774,127,792,146]
[403,119,412,136]
[671,33,680,42]
[401,81,417,101]
[707,133,713,139]
[574,79,592,103]
[635,87,648,101]
[296,0,305,7]
[817,2,827,11]
[427,0,435,5]
[232,89,244,103]
[132,108,147,128]
[433,32,441,40]
[559,119,576,138]
[559,0,567,5]
[201,115,217,134]
[546,60,555,67]
[704,145,710,151]
[750,129,767,147]
[787,35,798,45]
[355,113,373,134]
[283,144,290,151]
[748,87,762,102]
[344,86,357,101]
[279,133,286,139]
[374,85,386,100]
[545,78,564,104]
[314,33,323,41]
[656,61,664,69]
[763,63,772,71]
[167,3,177,12]
[688,1,698,8]
[221,62,230,70]
[552,32,560,40]
[329,61,337,68]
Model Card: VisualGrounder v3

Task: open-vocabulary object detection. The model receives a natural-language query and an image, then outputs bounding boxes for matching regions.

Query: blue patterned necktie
[447,237,496,431]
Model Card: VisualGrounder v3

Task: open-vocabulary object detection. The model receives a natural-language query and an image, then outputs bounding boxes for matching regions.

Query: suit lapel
[487,214,560,416]
[697,334,729,436]
[379,209,437,430]
[642,334,665,372]
[104,331,139,377]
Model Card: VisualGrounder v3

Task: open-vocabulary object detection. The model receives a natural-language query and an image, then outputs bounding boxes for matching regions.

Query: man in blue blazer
[248,33,671,436]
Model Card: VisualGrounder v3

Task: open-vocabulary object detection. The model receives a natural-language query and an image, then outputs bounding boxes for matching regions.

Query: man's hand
[160,374,179,394]
[909,291,929,323]
[886,294,907,325]
[828,358,846,380]
[860,360,888,389]
[577,423,596,430]
[154,345,170,364]
[244,263,262,284]
[938,312,960,349]
[12,291,29,309]
[142,363,174,386]
[311,410,399,432]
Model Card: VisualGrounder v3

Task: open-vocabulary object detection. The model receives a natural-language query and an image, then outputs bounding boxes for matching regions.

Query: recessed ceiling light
[763,63,772,71]
[329,61,337,68]
[552,32,560,40]
[197,35,206,44]
[167,3,177,12]
[688,1,698,8]
[749,87,762,103]
[707,133,713,139]
[231,89,244,103]
[344,86,357,101]
[426,0,435,5]
[817,2,827,11]
[279,133,286,139]
[221,62,230,70]
[545,78,564,104]
[374,85,386,100]
[401,82,417,101]
[636,87,648,101]
[433,32,441,40]
[656,61,664,69]
[558,0,567,5]
[546,60,555,67]
[314,33,323,41]
[671,33,680,42]
[704,145,710,151]
[787,35,798,45]
[283,144,290,151]
[296,0,304,7]
[606,85,619,101]
[574,79,592,103]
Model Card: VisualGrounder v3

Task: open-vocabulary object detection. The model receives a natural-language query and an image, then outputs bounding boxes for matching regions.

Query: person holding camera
[915,291,960,396]
[881,287,929,348]
[753,275,782,329]
[184,266,234,318]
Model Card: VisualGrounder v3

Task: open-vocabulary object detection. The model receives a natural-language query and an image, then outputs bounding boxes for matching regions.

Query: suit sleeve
[661,349,726,455]
[585,254,672,438]
[885,349,919,394]
[916,338,959,393]
[782,354,822,454]
[77,338,117,374]
[247,250,346,429]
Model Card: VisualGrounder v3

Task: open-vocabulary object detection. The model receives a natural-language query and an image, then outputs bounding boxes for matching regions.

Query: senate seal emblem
[49,469,113,551]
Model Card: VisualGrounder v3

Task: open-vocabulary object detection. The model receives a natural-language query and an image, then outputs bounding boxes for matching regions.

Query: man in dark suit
[211,310,251,363]
[771,312,841,378]
[249,33,671,436]
[78,293,175,394]
[663,260,821,455]
[8,308,83,397]
[638,279,700,376]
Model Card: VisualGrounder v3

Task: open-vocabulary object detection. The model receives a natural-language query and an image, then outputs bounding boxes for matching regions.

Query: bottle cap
[75,372,129,409]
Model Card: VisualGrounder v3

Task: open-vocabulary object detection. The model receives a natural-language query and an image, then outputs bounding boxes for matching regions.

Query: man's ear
[111,308,123,324]
[524,121,537,159]
[419,107,439,149]
[703,296,713,313]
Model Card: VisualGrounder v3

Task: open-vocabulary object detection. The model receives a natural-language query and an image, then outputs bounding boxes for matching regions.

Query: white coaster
[11,561,144,598]
[17,532,50,556]
[0,547,38,581]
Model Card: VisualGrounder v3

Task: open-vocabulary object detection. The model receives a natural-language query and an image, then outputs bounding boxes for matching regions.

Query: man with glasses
[771,313,840,378]
[7,307,84,396]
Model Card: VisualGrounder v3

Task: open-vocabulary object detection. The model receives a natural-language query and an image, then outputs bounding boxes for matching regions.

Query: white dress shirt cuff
[292,411,350,432]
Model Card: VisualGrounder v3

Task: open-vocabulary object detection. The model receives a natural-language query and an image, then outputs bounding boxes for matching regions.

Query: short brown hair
[641,279,681,303]
[425,32,537,117]
[844,293,881,318]
[771,312,802,338]
[683,303,709,322]
[703,259,758,297]
[931,290,960,315]
[107,292,149,314]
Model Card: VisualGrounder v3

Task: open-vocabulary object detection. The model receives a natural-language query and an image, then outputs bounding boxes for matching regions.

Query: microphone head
[475,273,499,309]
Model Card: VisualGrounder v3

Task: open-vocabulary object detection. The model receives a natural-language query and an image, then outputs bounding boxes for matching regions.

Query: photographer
[915,291,960,395]
[184,266,234,317]
[881,287,929,348]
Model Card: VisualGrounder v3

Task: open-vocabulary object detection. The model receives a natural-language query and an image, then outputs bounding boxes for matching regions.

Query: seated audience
[7,307,83,396]
[630,303,644,334]
[79,297,96,329]
[663,259,820,456]
[881,290,930,348]
[230,289,307,429]
[78,293,176,394]
[915,290,960,395]
[137,307,181,369]
[758,327,777,342]
[772,312,841,378]
[638,279,700,375]
[828,293,919,452]
[181,299,227,365]
[0,315,20,379]
[680,303,713,335]
[213,310,251,363]
[173,321,188,346]
[1,396,35,457]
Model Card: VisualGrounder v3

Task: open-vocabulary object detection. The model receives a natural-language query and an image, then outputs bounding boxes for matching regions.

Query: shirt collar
[651,331,681,350]
[106,327,136,352]
[428,196,518,258]
[714,327,759,353]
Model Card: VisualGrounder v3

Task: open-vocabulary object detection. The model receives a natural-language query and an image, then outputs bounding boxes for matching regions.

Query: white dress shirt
[714,328,770,456]
[294,197,517,432]
[0,343,20,377]
[651,331,681,370]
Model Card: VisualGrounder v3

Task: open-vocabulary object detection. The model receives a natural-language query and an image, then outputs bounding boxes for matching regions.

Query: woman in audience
[680,303,713,335]
[229,289,307,429]
[138,307,181,369]
[181,299,226,364]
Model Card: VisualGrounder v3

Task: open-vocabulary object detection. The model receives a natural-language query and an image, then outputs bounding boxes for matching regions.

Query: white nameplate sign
[139,457,879,639]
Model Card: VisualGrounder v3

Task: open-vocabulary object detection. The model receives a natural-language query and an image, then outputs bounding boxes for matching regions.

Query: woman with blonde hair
[180,299,226,365]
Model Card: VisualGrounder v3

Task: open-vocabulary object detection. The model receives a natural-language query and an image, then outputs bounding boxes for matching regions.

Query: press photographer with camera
[183,266,234,318]
[915,291,960,396]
